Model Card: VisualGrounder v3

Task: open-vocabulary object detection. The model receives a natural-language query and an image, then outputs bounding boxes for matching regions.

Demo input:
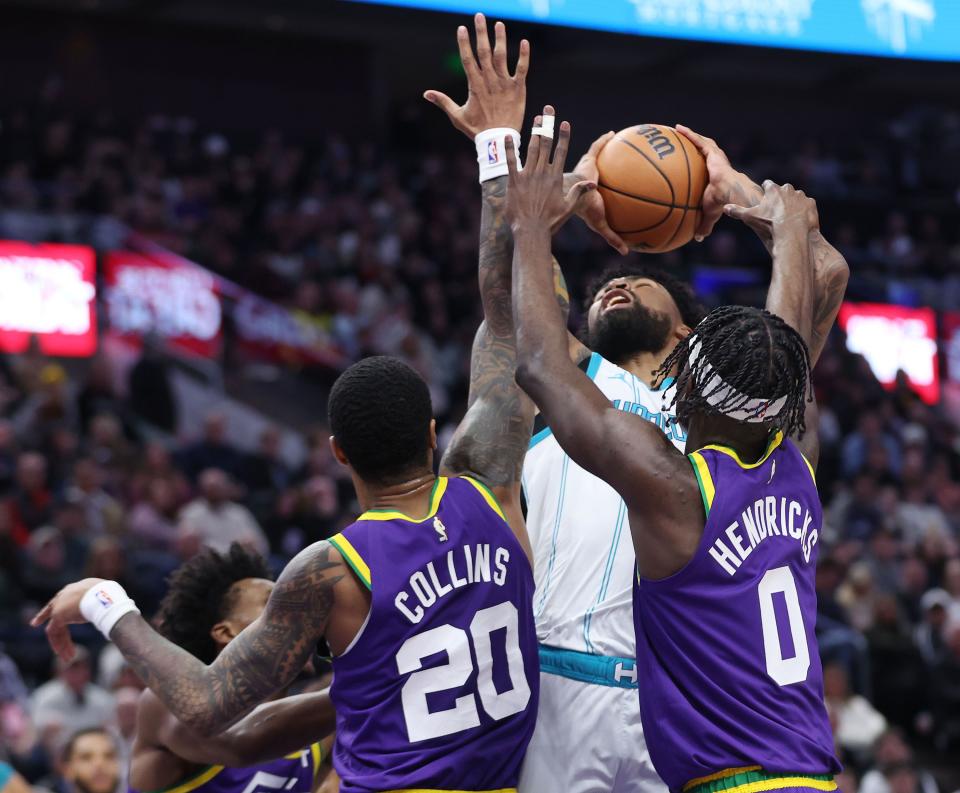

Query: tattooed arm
[677,125,848,366]
[34,543,346,736]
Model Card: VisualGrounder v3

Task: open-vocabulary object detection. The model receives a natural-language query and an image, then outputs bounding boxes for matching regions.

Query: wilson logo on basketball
[634,125,676,160]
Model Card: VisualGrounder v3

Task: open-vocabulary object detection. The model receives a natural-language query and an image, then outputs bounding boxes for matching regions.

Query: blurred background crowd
[0,2,959,793]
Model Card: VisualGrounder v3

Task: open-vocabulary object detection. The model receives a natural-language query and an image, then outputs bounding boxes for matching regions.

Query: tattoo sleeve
[441,176,534,489]
[111,543,344,735]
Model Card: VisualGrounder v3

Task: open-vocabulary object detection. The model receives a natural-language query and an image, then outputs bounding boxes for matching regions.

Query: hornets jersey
[328,476,538,793]
[522,352,684,657]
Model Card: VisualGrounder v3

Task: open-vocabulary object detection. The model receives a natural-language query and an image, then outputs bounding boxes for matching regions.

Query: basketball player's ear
[329,435,350,468]
[429,419,438,451]
[210,621,235,651]
[674,324,693,342]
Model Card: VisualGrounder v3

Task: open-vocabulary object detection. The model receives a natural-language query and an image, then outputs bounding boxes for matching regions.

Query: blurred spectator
[127,478,179,551]
[47,727,121,793]
[127,336,177,434]
[113,687,139,773]
[7,451,54,545]
[930,622,960,752]
[240,426,291,498]
[176,413,241,480]
[29,649,115,745]
[915,589,951,667]
[865,594,925,729]
[838,563,881,633]
[824,662,888,757]
[67,459,123,538]
[178,468,268,555]
[861,730,939,793]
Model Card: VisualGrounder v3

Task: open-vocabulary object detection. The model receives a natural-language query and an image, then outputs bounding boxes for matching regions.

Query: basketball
[596,124,708,253]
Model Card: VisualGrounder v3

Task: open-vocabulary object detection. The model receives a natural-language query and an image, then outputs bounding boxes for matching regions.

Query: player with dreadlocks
[504,112,845,793]
[128,543,334,793]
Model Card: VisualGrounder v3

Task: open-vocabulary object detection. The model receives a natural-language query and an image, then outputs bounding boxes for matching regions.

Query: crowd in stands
[0,96,959,793]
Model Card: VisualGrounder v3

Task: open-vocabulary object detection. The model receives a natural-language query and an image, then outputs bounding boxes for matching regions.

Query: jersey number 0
[396,600,531,742]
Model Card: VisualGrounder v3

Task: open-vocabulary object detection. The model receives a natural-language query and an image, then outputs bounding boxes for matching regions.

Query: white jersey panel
[522,352,686,657]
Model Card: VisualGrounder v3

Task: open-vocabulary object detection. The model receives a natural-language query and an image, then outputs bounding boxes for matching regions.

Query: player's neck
[686,415,774,461]
[356,471,438,518]
[614,349,673,388]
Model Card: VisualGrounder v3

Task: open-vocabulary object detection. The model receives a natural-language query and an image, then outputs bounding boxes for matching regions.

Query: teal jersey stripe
[528,425,553,450]
[585,352,602,380]
[582,496,627,653]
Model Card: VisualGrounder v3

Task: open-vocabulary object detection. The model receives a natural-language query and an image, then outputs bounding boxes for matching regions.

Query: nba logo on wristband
[96,589,114,607]
[487,140,499,164]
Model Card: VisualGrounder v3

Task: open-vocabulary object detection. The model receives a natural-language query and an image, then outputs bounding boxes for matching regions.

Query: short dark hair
[328,356,433,483]
[656,306,812,436]
[62,727,115,764]
[582,263,705,328]
[156,544,271,664]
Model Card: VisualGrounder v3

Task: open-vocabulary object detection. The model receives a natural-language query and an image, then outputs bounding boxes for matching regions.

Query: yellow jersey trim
[688,451,716,515]
[328,534,371,590]
[800,452,817,485]
[684,766,762,790]
[461,476,507,521]
[147,765,225,793]
[310,742,322,784]
[700,431,784,470]
[357,477,449,523]
[716,777,836,793]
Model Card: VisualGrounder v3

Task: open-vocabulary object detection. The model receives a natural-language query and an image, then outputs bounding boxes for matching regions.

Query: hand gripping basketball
[504,106,596,235]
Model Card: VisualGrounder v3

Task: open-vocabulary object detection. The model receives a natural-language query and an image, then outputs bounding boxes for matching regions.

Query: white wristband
[80,580,140,640]
[475,127,521,183]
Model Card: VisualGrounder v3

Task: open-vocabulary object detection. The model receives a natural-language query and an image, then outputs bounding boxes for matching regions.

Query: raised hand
[424,13,529,139]
[31,578,106,662]
[505,106,596,235]
[569,132,629,255]
[676,124,745,241]
[723,180,820,245]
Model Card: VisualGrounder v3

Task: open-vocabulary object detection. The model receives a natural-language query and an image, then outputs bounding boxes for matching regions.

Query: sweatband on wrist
[80,581,140,640]
[475,127,521,183]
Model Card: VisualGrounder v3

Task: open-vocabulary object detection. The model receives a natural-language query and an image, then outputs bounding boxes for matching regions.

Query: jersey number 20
[758,566,811,686]
[396,600,531,742]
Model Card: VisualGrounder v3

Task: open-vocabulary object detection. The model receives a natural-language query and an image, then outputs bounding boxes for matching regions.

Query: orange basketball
[596,124,707,253]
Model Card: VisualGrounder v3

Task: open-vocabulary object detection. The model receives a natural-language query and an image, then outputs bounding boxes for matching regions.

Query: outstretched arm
[677,126,849,366]
[141,688,335,767]
[506,113,701,578]
[724,182,824,466]
[34,542,345,735]
[425,14,539,554]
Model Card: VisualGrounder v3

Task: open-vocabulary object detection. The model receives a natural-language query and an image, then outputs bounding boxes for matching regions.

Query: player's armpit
[111,542,344,736]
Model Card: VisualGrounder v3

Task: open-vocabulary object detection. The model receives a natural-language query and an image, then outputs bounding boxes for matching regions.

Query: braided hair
[654,306,813,437]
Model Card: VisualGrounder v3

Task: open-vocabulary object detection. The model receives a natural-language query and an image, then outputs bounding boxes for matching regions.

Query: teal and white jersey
[522,352,686,658]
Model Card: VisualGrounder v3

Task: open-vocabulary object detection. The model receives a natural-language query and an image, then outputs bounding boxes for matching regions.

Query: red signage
[0,241,97,356]
[232,293,345,369]
[838,302,939,404]
[104,251,222,359]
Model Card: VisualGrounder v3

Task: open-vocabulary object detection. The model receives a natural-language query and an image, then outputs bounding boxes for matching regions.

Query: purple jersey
[129,744,323,793]
[328,476,538,793]
[634,432,841,792]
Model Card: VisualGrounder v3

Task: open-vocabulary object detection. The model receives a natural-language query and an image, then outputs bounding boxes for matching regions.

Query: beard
[584,302,673,364]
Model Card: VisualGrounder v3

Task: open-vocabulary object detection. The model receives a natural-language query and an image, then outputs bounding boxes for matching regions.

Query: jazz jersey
[129,745,323,793]
[634,433,841,791]
[522,352,685,657]
[328,476,539,793]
